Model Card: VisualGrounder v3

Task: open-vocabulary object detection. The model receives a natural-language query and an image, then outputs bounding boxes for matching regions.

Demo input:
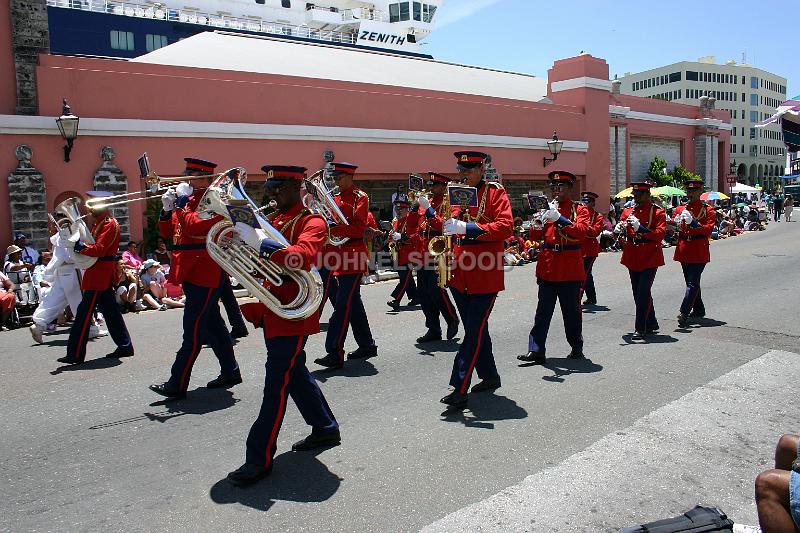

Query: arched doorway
[737,163,746,180]
[749,164,757,185]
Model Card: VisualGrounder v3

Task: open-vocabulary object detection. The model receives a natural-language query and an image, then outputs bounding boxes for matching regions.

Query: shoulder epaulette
[486,181,505,190]
[353,189,368,199]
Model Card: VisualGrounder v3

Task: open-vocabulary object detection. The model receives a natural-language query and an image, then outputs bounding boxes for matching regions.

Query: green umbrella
[651,185,686,197]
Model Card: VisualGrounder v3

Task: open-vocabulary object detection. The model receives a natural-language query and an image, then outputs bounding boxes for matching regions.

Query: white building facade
[619,57,788,190]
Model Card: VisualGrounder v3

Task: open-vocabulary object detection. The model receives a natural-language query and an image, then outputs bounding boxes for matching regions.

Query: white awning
[132,32,548,102]
[730,182,760,193]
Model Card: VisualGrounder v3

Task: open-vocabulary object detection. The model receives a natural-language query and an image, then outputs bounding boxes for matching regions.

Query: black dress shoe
[149,382,186,399]
[347,345,377,360]
[446,320,459,341]
[440,390,467,408]
[207,373,243,389]
[230,327,249,339]
[471,375,501,393]
[582,298,597,306]
[408,299,421,306]
[314,354,343,369]
[689,309,705,318]
[517,351,546,364]
[416,330,442,343]
[292,428,341,451]
[677,313,688,328]
[106,345,134,358]
[227,463,273,487]
[631,331,646,340]
[386,299,400,311]
[646,325,660,334]
[567,349,585,359]
[56,356,81,365]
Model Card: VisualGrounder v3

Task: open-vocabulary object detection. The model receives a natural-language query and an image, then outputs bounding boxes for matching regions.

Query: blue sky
[424,0,797,98]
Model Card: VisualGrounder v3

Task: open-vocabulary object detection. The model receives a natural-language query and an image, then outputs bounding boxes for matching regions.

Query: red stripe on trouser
[179,288,214,390]
[264,336,304,468]
[644,270,656,324]
[75,291,99,361]
[440,288,457,322]
[336,275,361,361]
[459,296,496,394]
[395,269,411,301]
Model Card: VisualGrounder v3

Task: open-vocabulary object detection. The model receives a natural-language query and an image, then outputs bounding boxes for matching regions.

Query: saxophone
[427,191,452,289]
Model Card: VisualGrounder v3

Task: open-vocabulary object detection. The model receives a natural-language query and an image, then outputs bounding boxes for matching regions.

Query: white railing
[46,0,358,45]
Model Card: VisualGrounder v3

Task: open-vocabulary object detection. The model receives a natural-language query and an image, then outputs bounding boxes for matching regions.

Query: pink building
[0,19,731,251]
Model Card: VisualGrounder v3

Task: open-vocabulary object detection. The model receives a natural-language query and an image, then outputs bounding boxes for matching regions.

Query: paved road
[2,222,798,532]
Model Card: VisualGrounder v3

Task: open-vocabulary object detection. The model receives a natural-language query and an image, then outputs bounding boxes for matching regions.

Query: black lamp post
[55,99,79,162]
[543,131,563,167]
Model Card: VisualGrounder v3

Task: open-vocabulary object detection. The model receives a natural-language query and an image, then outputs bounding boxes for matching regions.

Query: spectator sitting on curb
[114,258,141,312]
[162,279,186,309]
[0,270,16,330]
[151,237,171,269]
[122,241,144,271]
[4,245,36,306]
[755,434,800,532]
[139,259,168,311]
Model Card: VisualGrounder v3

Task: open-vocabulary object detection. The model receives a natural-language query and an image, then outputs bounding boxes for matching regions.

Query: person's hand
[443,218,467,235]
[235,222,265,250]
[542,209,560,222]
[614,222,625,234]
[175,182,193,198]
[57,225,72,241]
[673,212,683,223]
[627,215,640,232]
[161,187,176,211]
[417,195,430,210]
[680,210,694,224]
[391,232,402,242]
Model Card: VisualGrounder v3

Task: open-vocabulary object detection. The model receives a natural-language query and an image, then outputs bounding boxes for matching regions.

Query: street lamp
[543,131,563,167]
[55,99,79,162]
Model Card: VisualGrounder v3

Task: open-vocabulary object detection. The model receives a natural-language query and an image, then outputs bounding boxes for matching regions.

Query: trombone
[83,171,219,210]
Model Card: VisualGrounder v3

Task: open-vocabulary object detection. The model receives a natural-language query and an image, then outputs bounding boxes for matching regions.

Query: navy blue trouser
[246,335,338,468]
[325,273,375,362]
[581,257,597,302]
[449,288,497,394]
[390,265,418,302]
[528,278,583,354]
[67,288,131,362]
[680,262,706,316]
[168,279,239,392]
[219,274,246,333]
[628,268,659,333]
[318,266,338,315]
[417,266,459,335]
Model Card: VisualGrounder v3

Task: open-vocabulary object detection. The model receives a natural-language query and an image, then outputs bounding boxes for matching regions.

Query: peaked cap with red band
[684,179,705,190]
[548,170,576,184]
[630,181,653,191]
[261,165,307,181]
[426,172,451,186]
[581,191,599,200]
[184,158,217,174]
[331,162,358,175]
[454,151,488,169]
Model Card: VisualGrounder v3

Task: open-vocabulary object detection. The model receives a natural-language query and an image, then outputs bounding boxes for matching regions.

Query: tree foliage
[646,156,671,186]
[669,165,702,187]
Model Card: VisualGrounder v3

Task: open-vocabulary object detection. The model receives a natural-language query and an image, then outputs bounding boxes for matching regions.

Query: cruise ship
[46,0,442,59]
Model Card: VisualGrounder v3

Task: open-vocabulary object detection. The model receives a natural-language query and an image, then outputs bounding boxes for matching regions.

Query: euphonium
[302,168,350,246]
[53,196,97,270]
[197,167,323,321]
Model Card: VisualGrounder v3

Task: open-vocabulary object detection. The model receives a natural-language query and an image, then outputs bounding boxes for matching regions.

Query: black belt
[425,231,443,237]
[170,243,207,251]
[678,235,706,241]
[98,256,116,262]
[457,240,484,246]
[540,243,581,252]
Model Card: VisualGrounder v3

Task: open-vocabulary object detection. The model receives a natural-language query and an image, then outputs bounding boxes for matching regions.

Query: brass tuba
[198,168,323,321]
[53,197,97,270]
[302,168,350,246]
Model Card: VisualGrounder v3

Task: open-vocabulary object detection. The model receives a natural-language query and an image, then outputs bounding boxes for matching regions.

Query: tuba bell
[197,168,324,321]
[302,168,350,246]
[53,197,97,270]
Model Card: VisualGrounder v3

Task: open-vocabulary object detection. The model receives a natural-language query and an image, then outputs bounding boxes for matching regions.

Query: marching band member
[386,193,420,310]
[314,163,378,369]
[415,172,459,343]
[518,171,589,365]
[618,181,666,340]
[149,158,241,400]
[580,191,604,306]
[57,191,133,365]
[672,179,715,327]
[229,165,339,487]
[440,151,513,409]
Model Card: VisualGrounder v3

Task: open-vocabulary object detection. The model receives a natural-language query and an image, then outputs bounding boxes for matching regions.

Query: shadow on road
[39,337,69,348]
[312,359,378,382]
[440,392,527,429]
[209,450,342,512]
[582,304,610,314]
[539,357,604,383]
[414,339,459,357]
[50,356,122,375]
[620,333,678,345]
[675,318,728,334]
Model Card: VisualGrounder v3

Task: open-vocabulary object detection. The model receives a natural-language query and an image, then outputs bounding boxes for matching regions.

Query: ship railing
[45,0,359,45]
[341,8,389,23]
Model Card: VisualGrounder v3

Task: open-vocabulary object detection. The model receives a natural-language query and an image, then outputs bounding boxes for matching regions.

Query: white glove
[680,210,694,224]
[175,182,193,198]
[614,222,625,234]
[57,225,72,241]
[627,214,640,232]
[392,232,402,242]
[444,218,467,235]
[417,195,430,210]
[542,209,560,222]
[161,187,176,211]
[235,222,267,250]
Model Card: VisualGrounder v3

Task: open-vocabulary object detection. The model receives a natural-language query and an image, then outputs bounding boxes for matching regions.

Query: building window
[750,76,758,89]
[145,34,168,51]
[281,0,291,7]
[750,128,757,139]
[669,71,681,83]
[389,3,399,21]
[110,30,134,51]
[750,93,758,106]
[413,1,421,20]
[686,70,698,81]
[422,3,437,22]
[750,111,759,123]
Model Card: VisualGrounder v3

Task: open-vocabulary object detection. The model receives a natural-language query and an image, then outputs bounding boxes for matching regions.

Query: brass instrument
[426,186,453,288]
[197,167,324,321]
[53,197,97,270]
[302,168,350,246]
[82,172,215,211]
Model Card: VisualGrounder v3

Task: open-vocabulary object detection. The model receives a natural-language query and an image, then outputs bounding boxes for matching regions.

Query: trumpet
[82,171,214,211]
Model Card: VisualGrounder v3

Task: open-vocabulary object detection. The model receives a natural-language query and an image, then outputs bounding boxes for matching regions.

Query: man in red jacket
[518,171,589,365]
[672,179,716,327]
[58,191,133,365]
[228,165,339,487]
[440,151,513,409]
[580,191,604,307]
[314,163,378,369]
[149,158,241,400]
[387,193,420,310]
[618,182,666,340]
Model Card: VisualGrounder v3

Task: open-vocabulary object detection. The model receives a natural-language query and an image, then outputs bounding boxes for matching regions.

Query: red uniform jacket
[392,211,421,265]
[158,190,225,288]
[325,186,369,276]
[240,204,327,339]
[620,203,666,272]
[449,181,513,294]
[78,213,120,291]
[673,201,715,264]
[529,199,590,282]
[418,193,449,265]
[582,208,604,258]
